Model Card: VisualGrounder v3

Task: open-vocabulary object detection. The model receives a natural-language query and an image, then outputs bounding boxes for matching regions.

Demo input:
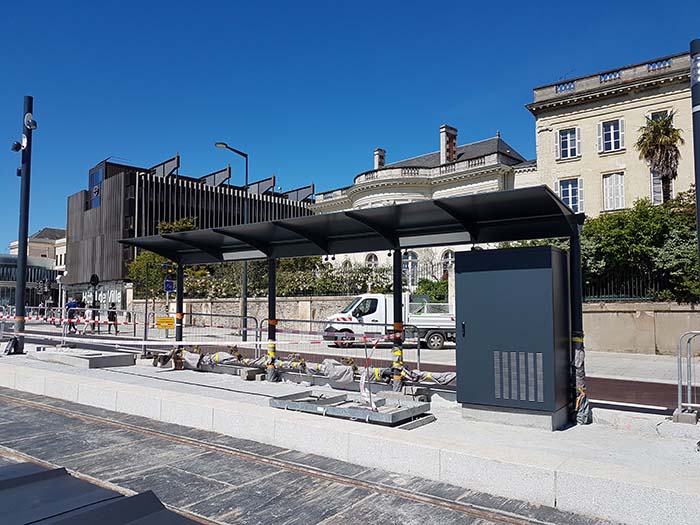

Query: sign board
[164,280,175,293]
[156,316,175,330]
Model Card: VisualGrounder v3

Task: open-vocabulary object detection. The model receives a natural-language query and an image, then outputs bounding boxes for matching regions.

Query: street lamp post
[690,40,700,293]
[9,96,38,354]
[215,142,249,342]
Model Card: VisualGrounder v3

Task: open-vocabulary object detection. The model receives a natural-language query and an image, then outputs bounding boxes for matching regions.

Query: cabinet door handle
[461,322,465,337]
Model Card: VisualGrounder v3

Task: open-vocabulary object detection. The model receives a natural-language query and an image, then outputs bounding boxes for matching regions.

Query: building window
[365,253,378,268]
[554,178,583,213]
[88,167,104,209]
[603,172,625,211]
[597,119,625,153]
[441,250,455,272]
[402,251,418,287]
[556,128,580,159]
[650,110,669,121]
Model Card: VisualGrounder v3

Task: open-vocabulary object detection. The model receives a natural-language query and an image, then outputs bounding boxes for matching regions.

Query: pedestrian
[107,303,119,334]
[38,301,45,318]
[66,298,78,333]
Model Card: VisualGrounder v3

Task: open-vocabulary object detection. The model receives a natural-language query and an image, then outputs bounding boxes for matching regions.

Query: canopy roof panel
[120,186,582,265]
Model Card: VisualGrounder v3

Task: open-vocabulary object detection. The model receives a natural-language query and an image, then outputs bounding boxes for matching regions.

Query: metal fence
[583,270,667,302]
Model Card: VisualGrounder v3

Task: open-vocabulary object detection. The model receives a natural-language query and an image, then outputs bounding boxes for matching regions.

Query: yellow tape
[392,350,403,356]
[215,353,220,363]
[267,351,276,358]
[572,337,584,343]
[374,368,380,380]
[392,361,402,367]
[426,372,432,380]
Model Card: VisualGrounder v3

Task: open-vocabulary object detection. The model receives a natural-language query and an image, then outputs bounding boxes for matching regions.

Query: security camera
[10,142,21,152]
[24,113,37,130]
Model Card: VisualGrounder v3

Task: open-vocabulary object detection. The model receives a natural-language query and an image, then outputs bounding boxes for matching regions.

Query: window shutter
[650,171,663,205]
[619,118,625,149]
[577,177,584,213]
[617,173,625,209]
[554,131,560,160]
[575,127,581,156]
[554,179,560,197]
[603,175,612,210]
[597,122,603,152]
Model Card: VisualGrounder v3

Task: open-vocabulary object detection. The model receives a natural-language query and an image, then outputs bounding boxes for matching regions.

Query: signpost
[156,316,175,330]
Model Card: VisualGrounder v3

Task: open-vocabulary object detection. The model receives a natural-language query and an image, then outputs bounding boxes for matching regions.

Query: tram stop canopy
[119,186,584,264]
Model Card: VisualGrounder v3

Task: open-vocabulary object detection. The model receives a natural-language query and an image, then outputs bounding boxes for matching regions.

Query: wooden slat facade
[65,169,312,286]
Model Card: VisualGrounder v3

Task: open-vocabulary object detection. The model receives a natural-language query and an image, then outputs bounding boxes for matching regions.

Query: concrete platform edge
[0,361,697,525]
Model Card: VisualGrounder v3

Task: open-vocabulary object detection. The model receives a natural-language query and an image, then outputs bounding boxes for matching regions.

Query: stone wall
[131,297,700,355]
[583,302,700,355]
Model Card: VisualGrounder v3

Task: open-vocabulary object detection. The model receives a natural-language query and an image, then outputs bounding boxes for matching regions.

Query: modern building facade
[524,52,694,215]
[65,155,313,306]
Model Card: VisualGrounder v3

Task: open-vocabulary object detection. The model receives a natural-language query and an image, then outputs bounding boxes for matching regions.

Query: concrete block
[117,389,162,420]
[14,370,46,395]
[672,409,699,425]
[462,404,570,431]
[0,365,16,389]
[273,416,350,462]
[439,449,555,507]
[45,377,79,402]
[161,399,213,431]
[78,383,117,411]
[348,432,440,480]
[213,406,275,444]
[239,368,260,381]
[28,350,136,369]
[556,470,700,525]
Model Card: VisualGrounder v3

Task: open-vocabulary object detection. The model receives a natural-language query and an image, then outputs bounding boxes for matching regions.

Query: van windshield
[340,297,361,313]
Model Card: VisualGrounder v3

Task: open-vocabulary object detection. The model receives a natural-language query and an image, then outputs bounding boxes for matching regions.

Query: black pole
[690,39,700,293]
[175,263,184,341]
[266,257,278,381]
[242,154,249,342]
[391,249,404,391]
[13,96,35,354]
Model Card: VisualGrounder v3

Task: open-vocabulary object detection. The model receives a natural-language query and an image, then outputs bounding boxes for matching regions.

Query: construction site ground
[1,346,699,524]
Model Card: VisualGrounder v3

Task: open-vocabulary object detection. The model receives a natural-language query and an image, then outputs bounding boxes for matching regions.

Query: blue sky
[1,1,699,251]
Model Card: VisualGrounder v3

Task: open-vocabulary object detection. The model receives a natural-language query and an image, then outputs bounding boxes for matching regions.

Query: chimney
[374,148,386,169]
[440,125,458,164]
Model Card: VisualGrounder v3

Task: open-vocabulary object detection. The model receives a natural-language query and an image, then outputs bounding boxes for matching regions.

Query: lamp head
[214,142,229,149]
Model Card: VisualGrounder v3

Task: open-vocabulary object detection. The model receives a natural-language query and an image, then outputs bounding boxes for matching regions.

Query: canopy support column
[175,263,184,342]
[392,249,404,392]
[570,226,589,424]
[266,257,280,382]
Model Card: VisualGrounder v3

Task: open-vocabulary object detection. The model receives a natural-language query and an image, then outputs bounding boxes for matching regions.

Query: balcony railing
[533,53,689,104]
[352,154,496,185]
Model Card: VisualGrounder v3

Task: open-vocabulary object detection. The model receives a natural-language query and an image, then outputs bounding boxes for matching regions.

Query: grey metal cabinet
[455,247,571,413]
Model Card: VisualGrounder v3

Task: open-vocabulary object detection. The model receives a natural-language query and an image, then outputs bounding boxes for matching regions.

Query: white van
[323,293,455,349]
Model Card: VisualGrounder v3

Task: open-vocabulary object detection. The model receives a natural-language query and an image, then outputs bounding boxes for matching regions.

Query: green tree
[414,278,448,302]
[635,112,685,202]
[127,251,169,300]
[158,217,198,234]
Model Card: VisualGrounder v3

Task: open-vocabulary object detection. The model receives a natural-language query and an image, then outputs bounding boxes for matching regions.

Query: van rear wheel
[425,331,445,350]
[334,329,355,348]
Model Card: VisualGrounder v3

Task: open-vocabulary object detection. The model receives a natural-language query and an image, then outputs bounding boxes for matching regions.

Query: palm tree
[635,112,684,203]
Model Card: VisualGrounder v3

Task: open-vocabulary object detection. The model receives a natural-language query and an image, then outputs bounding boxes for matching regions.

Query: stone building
[525,52,694,215]
[312,126,530,285]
